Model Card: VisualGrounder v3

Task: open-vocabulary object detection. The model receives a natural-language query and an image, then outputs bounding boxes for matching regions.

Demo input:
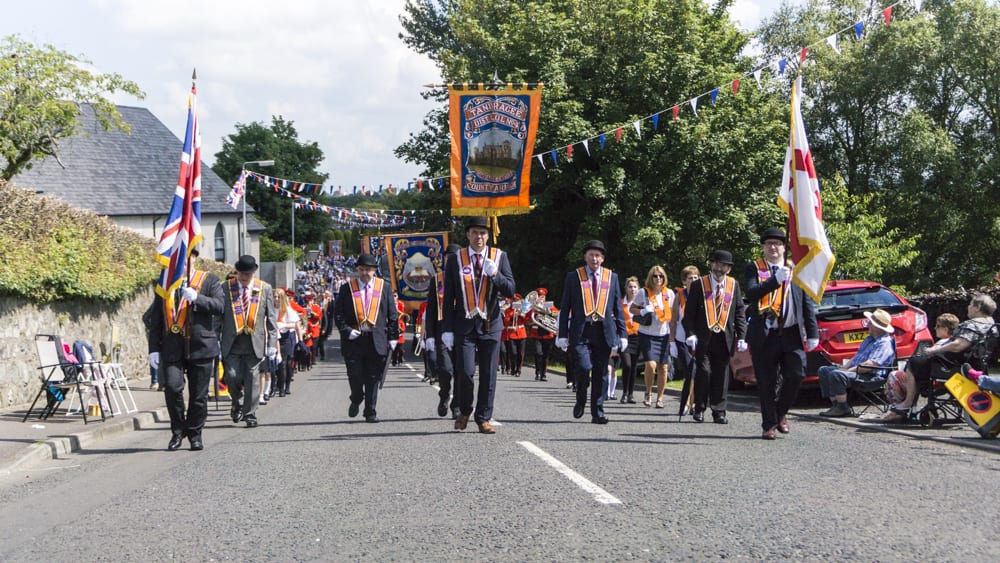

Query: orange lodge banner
[449,84,542,217]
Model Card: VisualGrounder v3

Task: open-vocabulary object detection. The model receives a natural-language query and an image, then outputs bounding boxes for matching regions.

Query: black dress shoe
[626,395,636,404]
[692,410,705,423]
[283,388,290,395]
[573,402,585,419]
[168,435,183,451]
[712,411,728,424]
[437,398,449,417]
[348,402,360,418]
[230,405,243,423]
[591,416,609,424]
[189,437,204,451]
[540,376,547,382]
[245,415,258,428]
[365,415,380,423]
[620,396,627,404]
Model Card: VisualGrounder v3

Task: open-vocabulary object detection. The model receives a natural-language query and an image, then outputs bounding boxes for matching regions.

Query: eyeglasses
[652,274,664,279]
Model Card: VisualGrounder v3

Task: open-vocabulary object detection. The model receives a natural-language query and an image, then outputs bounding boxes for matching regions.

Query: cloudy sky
[4,0,790,189]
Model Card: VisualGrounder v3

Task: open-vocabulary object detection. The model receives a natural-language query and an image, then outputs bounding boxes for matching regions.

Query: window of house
[214,222,225,262]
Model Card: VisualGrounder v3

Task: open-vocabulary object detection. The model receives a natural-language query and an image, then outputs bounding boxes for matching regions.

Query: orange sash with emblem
[755,258,788,317]
[459,247,502,319]
[577,267,612,321]
[701,275,736,333]
[643,287,672,323]
[349,277,384,329]
[165,270,208,335]
[624,298,639,335]
[229,278,263,335]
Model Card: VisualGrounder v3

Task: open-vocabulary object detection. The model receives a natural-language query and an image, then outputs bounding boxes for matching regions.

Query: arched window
[214,222,226,262]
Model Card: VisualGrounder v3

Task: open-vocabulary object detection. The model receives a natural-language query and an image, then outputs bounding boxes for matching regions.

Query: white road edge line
[517,441,623,505]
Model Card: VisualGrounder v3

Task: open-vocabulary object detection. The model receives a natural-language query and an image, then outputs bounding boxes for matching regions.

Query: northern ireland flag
[778,77,835,303]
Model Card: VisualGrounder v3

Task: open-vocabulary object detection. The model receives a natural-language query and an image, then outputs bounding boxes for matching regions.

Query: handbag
[634,288,654,326]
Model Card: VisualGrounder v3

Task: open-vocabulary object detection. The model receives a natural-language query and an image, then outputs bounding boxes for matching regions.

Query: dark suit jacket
[334,278,400,357]
[681,276,747,357]
[441,247,516,340]
[424,272,443,339]
[147,271,225,362]
[742,261,818,349]
[558,268,627,349]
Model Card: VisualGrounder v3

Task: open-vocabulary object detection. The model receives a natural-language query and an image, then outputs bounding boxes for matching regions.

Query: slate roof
[11,103,261,226]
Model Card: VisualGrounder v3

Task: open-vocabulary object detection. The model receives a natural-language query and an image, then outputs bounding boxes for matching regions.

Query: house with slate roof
[10,103,266,264]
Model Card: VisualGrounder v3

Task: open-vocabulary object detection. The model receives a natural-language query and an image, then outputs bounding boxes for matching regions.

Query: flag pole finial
[191,68,197,88]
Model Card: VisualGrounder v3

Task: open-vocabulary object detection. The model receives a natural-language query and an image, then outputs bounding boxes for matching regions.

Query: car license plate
[843,331,867,344]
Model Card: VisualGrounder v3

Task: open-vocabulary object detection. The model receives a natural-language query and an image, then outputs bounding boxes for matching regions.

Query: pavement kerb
[3,406,170,473]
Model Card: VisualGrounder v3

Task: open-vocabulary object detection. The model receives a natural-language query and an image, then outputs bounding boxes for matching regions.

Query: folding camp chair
[22,334,105,424]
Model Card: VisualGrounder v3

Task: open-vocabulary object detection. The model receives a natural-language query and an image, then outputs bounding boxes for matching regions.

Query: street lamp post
[240,159,275,256]
[291,198,296,265]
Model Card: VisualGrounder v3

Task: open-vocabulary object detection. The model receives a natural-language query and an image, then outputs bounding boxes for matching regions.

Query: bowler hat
[465,216,489,231]
[356,254,378,268]
[709,250,734,265]
[582,240,607,256]
[760,227,787,244]
[445,243,462,255]
[234,255,258,273]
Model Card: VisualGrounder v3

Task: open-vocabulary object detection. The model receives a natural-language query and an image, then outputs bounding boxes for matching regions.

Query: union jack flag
[225,169,246,209]
[155,85,203,305]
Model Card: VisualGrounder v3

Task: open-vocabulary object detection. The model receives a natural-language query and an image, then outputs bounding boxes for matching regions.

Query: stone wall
[0,287,154,409]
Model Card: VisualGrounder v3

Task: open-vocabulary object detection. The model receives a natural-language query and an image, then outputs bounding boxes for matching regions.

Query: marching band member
[503,294,528,377]
[526,288,557,382]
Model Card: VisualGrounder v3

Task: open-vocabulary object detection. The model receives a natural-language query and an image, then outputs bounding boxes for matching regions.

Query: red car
[730,280,934,387]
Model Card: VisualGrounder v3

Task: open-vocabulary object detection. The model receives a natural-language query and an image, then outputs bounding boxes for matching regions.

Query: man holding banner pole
[441,217,516,434]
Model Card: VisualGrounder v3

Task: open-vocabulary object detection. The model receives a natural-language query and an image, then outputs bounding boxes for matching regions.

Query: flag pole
[184,68,197,359]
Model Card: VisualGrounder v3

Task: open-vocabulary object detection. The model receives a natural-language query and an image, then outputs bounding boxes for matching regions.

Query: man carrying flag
[147,82,225,452]
[744,76,830,440]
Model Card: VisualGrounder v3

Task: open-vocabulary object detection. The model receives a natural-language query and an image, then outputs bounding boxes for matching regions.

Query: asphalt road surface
[1,341,998,561]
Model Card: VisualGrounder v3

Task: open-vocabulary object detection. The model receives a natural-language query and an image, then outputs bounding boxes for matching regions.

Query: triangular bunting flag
[800,47,809,64]
[882,6,892,25]
[778,58,787,75]
[826,34,840,54]
[567,144,574,159]
[550,150,557,164]
[652,114,659,130]
[854,21,864,40]
[753,69,762,87]
[582,139,591,156]
[632,120,641,139]
[536,154,546,169]
[671,105,679,121]
[599,134,606,149]
[914,0,923,12]
[615,128,622,143]
[710,88,719,105]
[690,97,698,116]
[732,79,740,94]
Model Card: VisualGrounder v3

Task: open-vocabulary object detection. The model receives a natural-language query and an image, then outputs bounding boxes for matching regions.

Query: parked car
[730,280,934,387]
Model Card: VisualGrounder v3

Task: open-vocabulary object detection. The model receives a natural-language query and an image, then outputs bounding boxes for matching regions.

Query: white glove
[774,266,789,283]
[641,304,655,315]
[482,257,498,277]
[275,350,282,364]
[441,332,454,350]
[265,347,277,359]
[737,339,748,353]
[686,335,698,349]
[806,338,820,351]
[424,337,435,351]
[619,338,629,353]
[181,286,198,302]
[148,352,159,370]
[348,329,362,340]
[555,337,569,351]
[669,342,678,358]
[389,340,397,350]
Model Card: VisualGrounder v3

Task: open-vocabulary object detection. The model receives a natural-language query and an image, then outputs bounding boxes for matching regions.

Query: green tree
[399,0,790,292]
[757,0,1000,290]
[0,35,145,180]
[212,116,331,253]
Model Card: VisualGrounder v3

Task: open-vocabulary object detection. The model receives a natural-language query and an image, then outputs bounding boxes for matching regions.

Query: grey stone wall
[0,287,154,409]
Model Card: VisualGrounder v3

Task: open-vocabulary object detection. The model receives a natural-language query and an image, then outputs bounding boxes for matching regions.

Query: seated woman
[817,309,897,417]
[885,294,997,422]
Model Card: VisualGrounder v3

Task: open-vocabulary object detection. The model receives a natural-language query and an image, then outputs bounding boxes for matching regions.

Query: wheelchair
[915,323,999,430]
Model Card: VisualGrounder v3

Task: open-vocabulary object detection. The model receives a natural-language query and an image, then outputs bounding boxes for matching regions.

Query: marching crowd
[145,219,998,451]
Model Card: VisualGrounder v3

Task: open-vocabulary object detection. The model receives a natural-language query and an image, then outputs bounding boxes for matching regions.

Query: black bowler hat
[709,249,734,265]
[234,255,258,273]
[465,216,489,231]
[445,243,462,255]
[760,227,787,244]
[582,239,607,256]
[356,254,378,268]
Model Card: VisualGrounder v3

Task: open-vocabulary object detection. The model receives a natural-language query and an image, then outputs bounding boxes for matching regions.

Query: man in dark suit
[682,250,747,424]
[744,227,819,440]
[423,243,461,419]
[556,240,628,424]
[441,217,516,434]
[147,250,225,451]
[334,253,400,422]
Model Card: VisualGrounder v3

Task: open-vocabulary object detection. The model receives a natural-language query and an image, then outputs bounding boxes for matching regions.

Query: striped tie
[242,286,250,322]
[714,282,723,318]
